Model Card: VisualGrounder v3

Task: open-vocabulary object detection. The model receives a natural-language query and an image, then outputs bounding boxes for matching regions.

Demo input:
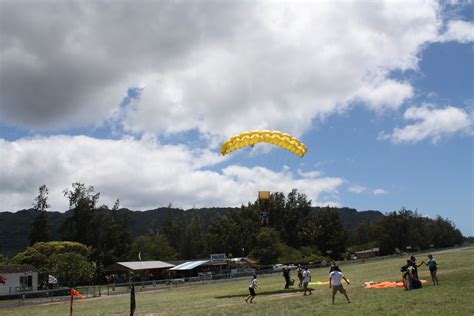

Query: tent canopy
[170,260,209,271]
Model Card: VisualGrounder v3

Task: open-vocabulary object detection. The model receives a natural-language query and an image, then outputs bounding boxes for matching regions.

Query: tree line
[2,183,465,285]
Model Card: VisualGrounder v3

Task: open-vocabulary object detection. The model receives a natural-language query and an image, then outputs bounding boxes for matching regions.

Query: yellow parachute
[220,130,308,157]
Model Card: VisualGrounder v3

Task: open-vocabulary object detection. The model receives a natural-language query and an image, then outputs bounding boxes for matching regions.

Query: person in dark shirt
[410,255,424,280]
[283,267,291,289]
[426,254,439,285]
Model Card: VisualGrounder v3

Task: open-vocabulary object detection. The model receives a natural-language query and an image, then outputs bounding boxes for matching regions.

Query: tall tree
[373,208,464,255]
[182,215,205,259]
[207,206,260,258]
[301,207,347,259]
[250,227,284,265]
[60,182,100,245]
[29,185,51,245]
[281,190,312,248]
[129,235,177,261]
[161,213,184,256]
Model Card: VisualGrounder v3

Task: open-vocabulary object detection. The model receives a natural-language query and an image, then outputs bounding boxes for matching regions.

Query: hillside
[0,206,384,257]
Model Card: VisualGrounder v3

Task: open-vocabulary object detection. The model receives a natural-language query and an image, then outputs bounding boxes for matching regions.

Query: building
[354,248,380,259]
[169,260,211,278]
[105,261,175,282]
[170,254,231,279]
[0,265,38,295]
[228,257,257,276]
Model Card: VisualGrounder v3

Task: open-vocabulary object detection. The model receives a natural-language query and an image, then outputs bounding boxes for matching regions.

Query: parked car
[286,264,297,270]
[257,265,273,271]
[272,264,284,272]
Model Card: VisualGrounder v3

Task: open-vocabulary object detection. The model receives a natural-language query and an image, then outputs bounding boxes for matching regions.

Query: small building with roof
[355,248,380,259]
[169,260,210,278]
[169,255,230,279]
[0,264,38,295]
[105,261,175,282]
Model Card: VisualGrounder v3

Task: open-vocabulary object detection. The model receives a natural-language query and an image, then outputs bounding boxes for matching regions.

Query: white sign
[210,254,226,263]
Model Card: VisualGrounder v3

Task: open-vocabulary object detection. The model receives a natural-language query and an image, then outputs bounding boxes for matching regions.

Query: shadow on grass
[215,288,309,299]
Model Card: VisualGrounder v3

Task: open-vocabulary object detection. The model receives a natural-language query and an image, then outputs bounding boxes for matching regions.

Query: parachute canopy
[220,130,308,157]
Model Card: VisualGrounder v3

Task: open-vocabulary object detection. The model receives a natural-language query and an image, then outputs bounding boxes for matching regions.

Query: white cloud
[379,104,472,144]
[437,20,474,43]
[297,170,322,178]
[0,1,445,137]
[348,185,388,195]
[314,201,342,208]
[0,136,345,212]
[373,188,388,195]
[349,185,367,194]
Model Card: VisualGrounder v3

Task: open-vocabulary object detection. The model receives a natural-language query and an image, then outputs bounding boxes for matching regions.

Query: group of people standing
[295,265,312,296]
[246,254,439,304]
[246,264,351,304]
[402,254,439,290]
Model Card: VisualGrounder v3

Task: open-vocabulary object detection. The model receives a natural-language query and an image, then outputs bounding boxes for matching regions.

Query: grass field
[2,247,474,315]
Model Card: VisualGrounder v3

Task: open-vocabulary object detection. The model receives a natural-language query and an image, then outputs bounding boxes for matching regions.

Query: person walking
[296,264,303,288]
[302,267,312,295]
[329,266,350,304]
[426,254,439,285]
[283,267,291,289]
[245,275,258,303]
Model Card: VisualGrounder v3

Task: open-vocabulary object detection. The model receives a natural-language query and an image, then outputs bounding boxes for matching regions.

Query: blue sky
[0,1,472,235]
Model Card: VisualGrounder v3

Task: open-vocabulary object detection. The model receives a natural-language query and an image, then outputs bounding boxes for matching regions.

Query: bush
[48,253,94,286]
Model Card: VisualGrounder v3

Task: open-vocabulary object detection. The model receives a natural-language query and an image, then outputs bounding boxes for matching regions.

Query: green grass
[2,247,474,315]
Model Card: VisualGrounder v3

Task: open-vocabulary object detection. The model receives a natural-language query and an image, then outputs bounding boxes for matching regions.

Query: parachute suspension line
[220,130,309,226]
[258,191,271,226]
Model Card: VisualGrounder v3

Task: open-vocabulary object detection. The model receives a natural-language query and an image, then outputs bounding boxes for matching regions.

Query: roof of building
[170,260,209,271]
[229,257,256,263]
[355,248,380,254]
[0,264,37,273]
[105,261,175,271]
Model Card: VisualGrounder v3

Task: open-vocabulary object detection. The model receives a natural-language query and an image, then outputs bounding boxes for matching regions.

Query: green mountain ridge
[0,206,384,257]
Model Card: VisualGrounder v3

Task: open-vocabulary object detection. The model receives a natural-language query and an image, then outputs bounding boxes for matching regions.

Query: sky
[0,0,473,235]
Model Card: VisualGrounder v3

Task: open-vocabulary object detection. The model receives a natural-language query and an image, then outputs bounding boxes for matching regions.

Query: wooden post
[69,289,73,316]
[130,285,136,316]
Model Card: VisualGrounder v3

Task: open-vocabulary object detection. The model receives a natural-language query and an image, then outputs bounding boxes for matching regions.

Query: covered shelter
[228,257,256,266]
[169,257,231,279]
[105,261,175,282]
[355,248,380,259]
[228,257,257,276]
[169,260,209,278]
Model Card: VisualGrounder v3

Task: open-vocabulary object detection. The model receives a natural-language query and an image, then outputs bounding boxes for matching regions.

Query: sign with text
[210,254,226,263]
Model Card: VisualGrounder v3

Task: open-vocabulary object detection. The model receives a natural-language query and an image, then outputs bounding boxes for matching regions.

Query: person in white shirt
[329,266,350,304]
[302,267,312,295]
[245,275,258,303]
